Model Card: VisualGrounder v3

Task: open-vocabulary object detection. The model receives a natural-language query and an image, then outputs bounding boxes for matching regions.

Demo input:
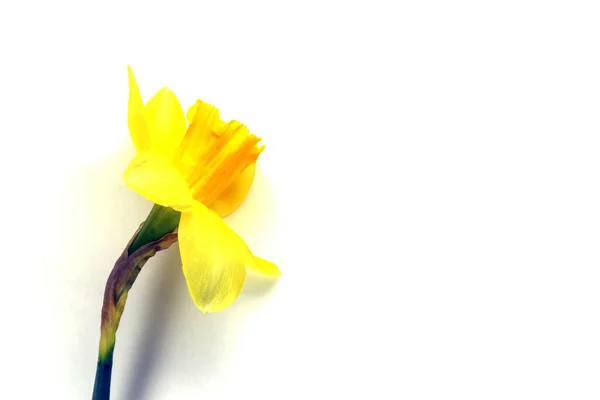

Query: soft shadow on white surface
[117,260,281,400]
[118,248,181,400]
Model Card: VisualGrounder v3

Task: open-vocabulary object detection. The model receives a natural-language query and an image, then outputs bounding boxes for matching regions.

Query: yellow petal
[179,202,258,313]
[208,163,256,217]
[123,152,194,212]
[127,66,150,152]
[186,101,199,124]
[145,88,186,157]
[176,101,226,180]
[251,256,281,277]
[186,101,226,131]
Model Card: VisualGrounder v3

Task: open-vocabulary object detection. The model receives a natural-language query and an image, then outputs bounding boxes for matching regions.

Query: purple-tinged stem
[92,228,178,400]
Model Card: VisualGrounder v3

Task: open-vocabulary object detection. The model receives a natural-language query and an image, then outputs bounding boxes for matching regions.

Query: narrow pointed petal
[179,202,258,313]
[145,88,187,157]
[124,152,194,212]
[250,256,281,277]
[127,66,150,152]
[208,164,256,217]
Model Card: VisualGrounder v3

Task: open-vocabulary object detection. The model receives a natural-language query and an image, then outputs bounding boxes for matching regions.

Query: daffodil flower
[92,67,279,400]
[124,66,280,313]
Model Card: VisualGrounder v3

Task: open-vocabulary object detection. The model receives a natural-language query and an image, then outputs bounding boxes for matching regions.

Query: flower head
[123,66,279,313]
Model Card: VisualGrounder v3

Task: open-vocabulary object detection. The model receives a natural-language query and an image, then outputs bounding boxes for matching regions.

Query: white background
[1,1,599,399]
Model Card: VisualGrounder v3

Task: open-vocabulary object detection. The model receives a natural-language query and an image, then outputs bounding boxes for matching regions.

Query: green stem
[129,204,181,254]
[92,360,113,400]
[92,205,180,400]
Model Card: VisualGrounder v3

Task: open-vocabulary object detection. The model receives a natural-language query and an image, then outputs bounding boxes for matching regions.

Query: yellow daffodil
[123,66,280,313]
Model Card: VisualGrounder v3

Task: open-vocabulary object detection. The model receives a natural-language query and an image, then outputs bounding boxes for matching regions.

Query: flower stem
[92,360,113,400]
[92,206,179,400]
[128,204,181,255]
